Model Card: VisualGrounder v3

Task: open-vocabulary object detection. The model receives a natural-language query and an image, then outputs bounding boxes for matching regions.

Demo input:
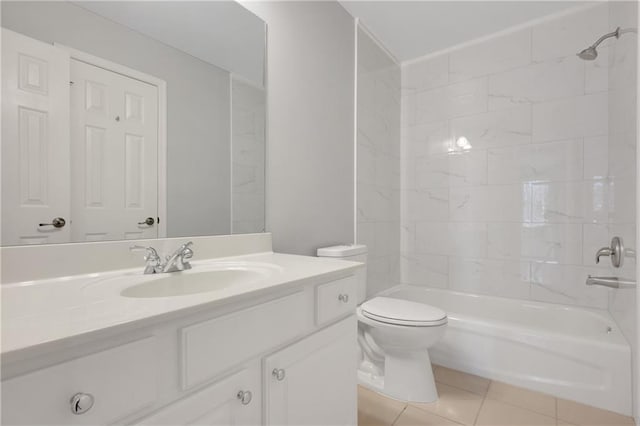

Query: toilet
[317,245,447,403]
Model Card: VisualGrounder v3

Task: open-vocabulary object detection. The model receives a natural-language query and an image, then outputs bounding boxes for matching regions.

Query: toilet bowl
[358,297,447,402]
[317,245,448,403]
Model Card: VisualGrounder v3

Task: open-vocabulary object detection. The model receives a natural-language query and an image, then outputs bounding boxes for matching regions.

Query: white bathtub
[380,285,632,416]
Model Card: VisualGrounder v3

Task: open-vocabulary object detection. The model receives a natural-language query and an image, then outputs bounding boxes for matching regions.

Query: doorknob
[138,217,155,226]
[39,217,66,228]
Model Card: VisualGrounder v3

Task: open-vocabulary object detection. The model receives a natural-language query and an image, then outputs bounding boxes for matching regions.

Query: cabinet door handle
[237,390,252,405]
[70,393,94,415]
[272,368,286,381]
[338,293,349,303]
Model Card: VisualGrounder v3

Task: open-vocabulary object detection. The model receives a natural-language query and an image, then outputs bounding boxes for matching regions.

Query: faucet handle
[130,245,161,262]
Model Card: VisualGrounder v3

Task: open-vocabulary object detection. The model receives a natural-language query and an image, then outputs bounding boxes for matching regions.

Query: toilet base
[358,350,438,403]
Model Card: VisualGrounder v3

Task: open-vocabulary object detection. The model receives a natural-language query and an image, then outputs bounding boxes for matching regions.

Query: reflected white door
[1,28,71,246]
[70,59,158,242]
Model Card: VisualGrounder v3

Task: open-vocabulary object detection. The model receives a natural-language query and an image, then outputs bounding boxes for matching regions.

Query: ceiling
[339,1,593,62]
[74,1,265,86]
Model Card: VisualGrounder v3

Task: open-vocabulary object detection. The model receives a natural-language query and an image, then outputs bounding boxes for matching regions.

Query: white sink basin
[120,263,277,298]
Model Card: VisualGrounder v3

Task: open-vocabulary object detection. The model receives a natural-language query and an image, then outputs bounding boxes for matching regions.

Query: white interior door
[1,28,71,246]
[70,59,158,242]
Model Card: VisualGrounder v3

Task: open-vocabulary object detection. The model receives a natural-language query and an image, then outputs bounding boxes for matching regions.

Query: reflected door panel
[1,28,71,246]
[70,59,158,242]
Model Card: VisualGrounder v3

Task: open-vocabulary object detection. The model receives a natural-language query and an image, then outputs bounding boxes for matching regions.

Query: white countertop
[1,252,361,359]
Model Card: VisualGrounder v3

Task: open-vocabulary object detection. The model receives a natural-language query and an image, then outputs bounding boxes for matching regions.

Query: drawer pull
[236,390,253,405]
[70,393,94,415]
[338,294,349,303]
[272,368,286,381]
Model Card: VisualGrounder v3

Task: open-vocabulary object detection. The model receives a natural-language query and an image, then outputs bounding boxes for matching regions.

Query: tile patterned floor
[358,365,635,426]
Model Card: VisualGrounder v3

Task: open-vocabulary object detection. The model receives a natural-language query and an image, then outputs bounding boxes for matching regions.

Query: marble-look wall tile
[414,77,488,124]
[488,56,585,110]
[532,92,608,142]
[357,26,401,294]
[487,139,583,184]
[415,150,487,188]
[402,55,448,94]
[487,223,583,264]
[449,29,531,83]
[450,105,532,150]
[400,3,625,313]
[449,258,531,298]
[401,253,449,288]
[449,184,531,223]
[530,263,609,309]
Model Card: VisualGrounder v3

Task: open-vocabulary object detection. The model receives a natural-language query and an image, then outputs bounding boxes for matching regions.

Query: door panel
[70,59,158,241]
[1,28,71,245]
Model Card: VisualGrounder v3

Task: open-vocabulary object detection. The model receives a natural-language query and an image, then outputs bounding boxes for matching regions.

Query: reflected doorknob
[138,217,155,226]
[39,217,66,228]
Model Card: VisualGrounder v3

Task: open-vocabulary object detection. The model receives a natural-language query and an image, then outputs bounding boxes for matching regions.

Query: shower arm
[589,27,620,50]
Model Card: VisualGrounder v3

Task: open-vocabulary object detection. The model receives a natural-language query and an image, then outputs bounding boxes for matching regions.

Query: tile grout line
[390,404,408,426]
[472,381,490,426]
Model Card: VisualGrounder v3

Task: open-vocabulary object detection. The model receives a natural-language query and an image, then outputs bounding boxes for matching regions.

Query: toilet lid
[361,297,447,327]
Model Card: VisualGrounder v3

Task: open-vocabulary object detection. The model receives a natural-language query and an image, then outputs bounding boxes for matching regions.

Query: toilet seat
[361,297,447,327]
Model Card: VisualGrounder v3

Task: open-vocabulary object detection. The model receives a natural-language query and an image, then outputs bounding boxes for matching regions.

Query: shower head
[577,27,620,61]
[577,46,598,61]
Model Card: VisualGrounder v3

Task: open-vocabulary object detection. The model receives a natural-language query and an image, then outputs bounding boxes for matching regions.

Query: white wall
[400,4,620,310]
[243,1,356,256]
[356,26,401,296]
[2,1,232,238]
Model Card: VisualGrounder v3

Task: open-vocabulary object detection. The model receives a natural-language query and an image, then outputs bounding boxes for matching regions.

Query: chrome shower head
[577,46,598,61]
[576,27,620,61]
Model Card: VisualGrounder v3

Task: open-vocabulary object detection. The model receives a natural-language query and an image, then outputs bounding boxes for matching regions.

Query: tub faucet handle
[595,236,626,268]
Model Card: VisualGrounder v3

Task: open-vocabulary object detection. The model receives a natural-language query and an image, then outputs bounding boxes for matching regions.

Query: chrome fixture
[236,390,253,405]
[272,368,286,381]
[586,275,636,289]
[594,236,635,268]
[130,245,163,274]
[130,241,193,274]
[70,393,94,415]
[577,27,620,60]
[577,27,638,60]
[162,241,194,273]
[338,294,349,303]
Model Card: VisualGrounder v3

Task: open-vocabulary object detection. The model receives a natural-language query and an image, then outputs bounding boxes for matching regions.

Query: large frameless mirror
[1,1,266,246]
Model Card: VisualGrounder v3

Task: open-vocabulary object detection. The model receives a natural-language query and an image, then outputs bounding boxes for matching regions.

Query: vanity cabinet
[2,272,358,426]
[137,362,261,426]
[264,316,357,426]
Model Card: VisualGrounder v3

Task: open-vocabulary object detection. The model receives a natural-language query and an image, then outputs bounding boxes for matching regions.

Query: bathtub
[380,285,632,416]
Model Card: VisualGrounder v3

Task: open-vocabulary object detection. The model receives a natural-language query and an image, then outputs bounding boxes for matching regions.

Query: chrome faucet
[162,241,194,273]
[130,241,194,274]
[130,245,163,274]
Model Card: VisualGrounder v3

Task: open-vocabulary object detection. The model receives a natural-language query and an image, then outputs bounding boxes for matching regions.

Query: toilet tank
[317,245,367,304]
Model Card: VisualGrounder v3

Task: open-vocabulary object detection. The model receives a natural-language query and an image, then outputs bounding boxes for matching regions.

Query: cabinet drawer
[2,337,157,425]
[137,362,261,425]
[316,275,357,326]
[181,291,309,389]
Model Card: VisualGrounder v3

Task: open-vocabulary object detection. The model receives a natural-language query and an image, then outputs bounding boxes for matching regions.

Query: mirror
[1,1,266,246]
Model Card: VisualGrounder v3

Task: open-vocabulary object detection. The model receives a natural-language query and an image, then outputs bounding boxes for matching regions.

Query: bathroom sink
[120,263,276,298]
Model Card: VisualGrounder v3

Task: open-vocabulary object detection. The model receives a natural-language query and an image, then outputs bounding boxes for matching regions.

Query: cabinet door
[264,316,357,426]
[137,363,260,426]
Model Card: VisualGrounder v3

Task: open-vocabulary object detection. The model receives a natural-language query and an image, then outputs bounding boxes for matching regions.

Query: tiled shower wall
[607,1,638,367]
[356,26,401,297]
[400,3,634,310]
[232,78,266,234]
